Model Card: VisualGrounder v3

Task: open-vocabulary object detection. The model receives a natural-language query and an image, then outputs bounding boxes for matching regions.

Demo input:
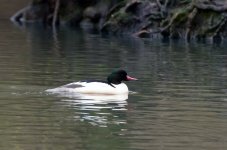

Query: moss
[172,8,190,24]
[114,12,131,23]
[193,10,224,36]
[105,1,127,22]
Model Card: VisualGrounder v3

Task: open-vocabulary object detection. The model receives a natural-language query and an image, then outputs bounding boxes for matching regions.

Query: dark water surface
[1,21,227,150]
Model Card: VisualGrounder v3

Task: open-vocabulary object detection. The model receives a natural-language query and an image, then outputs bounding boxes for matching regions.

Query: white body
[46,81,129,95]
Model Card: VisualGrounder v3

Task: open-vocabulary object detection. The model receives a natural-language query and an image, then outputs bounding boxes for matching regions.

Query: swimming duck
[46,70,137,95]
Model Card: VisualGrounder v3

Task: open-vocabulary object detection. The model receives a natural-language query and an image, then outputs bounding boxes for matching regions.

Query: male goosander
[46,70,137,95]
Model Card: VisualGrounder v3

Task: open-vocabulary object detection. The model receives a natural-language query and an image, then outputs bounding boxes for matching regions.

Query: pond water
[1,21,227,150]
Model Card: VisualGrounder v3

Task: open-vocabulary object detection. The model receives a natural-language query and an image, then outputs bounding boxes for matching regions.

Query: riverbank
[11,0,227,41]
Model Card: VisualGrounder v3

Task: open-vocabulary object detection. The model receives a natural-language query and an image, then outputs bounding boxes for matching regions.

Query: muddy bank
[11,0,227,41]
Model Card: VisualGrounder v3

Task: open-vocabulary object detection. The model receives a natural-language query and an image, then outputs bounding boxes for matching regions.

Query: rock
[83,6,101,24]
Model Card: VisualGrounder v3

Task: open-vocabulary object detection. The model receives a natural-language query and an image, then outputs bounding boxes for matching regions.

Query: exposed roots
[200,16,227,38]
[161,5,193,36]
[52,0,60,26]
[160,0,227,40]
[156,0,169,17]
[194,0,227,12]
[185,8,198,40]
[10,0,227,40]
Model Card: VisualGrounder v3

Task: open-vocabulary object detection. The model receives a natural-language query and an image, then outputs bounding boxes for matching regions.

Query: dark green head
[107,70,137,84]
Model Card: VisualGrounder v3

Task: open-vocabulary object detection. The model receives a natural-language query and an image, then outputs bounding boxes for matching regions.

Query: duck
[46,70,137,95]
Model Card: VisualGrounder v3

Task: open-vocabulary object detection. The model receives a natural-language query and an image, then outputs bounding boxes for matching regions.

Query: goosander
[46,70,137,95]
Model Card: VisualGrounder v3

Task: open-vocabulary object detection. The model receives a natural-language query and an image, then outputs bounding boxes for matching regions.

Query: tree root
[105,1,126,22]
[161,5,193,35]
[214,18,227,37]
[185,8,198,40]
[196,15,227,40]
[194,0,227,12]
[10,0,227,40]
[10,6,29,23]
[52,0,60,26]
[160,0,227,40]
[208,16,226,37]
[156,0,169,17]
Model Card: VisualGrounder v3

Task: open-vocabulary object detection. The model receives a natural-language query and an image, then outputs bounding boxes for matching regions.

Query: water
[1,21,227,150]
[0,0,29,19]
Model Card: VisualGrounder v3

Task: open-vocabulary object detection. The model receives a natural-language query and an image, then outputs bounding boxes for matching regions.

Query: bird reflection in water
[49,91,128,127]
